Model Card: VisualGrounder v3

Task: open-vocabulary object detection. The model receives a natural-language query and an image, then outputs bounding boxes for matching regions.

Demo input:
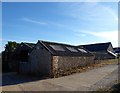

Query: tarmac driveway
[2,64,118,91]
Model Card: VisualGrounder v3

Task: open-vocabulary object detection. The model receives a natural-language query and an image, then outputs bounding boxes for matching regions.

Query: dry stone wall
[52,56,95,77]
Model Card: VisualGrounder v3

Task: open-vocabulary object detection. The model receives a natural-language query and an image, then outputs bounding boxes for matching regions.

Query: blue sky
[2,2,118,52]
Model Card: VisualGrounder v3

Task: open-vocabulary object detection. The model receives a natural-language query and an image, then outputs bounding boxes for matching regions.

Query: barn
[12,42,35,73]
[28,40,95,77]
[80,42,117,60]
[113,47,120,58]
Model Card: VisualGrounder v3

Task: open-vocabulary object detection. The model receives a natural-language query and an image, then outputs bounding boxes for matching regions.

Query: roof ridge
[39,40,77,47]
[24,43,33,48]
[22,42,35,44]
[81,42,111,46]
[39,40,54,55]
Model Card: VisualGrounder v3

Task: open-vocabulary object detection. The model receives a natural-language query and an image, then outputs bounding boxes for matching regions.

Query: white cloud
[22,17,47,25]
[74,30,118,47]
[21,17,68,28]
[102,5,118,22]
[76,30,118,41]
[0,38,2,42]
[61,2,118,24]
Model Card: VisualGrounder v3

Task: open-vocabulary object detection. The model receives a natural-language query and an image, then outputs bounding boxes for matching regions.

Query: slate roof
[39,40,94,56]
[113,47,120,53]
[23,43,35,48]
[80,42,112,52]
[14,42,35,54]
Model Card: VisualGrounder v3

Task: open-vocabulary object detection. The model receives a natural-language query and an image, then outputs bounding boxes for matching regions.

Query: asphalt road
[1,63,118,91]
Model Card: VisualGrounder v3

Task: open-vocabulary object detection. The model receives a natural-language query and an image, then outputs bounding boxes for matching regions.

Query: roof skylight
[78,48,87,53]
[50,45,65,51]
[66,47,78,52]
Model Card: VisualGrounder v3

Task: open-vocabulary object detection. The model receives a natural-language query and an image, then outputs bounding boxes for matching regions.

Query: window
[78,48,87,53]
[50,45,65,51]
[66,47,78,52]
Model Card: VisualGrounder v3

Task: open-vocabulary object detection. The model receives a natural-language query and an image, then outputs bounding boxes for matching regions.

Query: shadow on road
[2,73,48,86]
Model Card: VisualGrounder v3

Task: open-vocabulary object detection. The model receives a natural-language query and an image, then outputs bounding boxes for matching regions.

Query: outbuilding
[113,47,120,58]
[12,42,35,73]
[29,40,95,77]
[80,42,117,60]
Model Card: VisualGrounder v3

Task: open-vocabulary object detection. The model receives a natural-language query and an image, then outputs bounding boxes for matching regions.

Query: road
[1,63,118,91]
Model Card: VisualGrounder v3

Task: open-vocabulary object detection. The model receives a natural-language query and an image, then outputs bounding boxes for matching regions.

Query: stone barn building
[13,42,35,73]
[28,40,95,78]
[113,47,120,57]
[80,42,117,60]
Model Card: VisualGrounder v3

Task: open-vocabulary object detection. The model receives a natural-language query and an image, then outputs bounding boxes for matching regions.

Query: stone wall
[94,58,118,64]
[51,56,59,78]
[52,56,95,77]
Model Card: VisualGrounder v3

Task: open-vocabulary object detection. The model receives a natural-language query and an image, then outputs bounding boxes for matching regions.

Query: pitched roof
[80,42,112,52]
[113,47,120,50]
[39,40,93,56]
[14,42,35,54]
[113,47,120,53]
[23,43,35,48]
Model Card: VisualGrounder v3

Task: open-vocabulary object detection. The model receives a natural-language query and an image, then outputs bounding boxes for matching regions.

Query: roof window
[50,45,65,51]
[66,47,78,52]
[78,48,87,53]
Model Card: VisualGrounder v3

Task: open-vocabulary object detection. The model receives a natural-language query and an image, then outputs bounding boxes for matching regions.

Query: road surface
[1,63,118,91]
